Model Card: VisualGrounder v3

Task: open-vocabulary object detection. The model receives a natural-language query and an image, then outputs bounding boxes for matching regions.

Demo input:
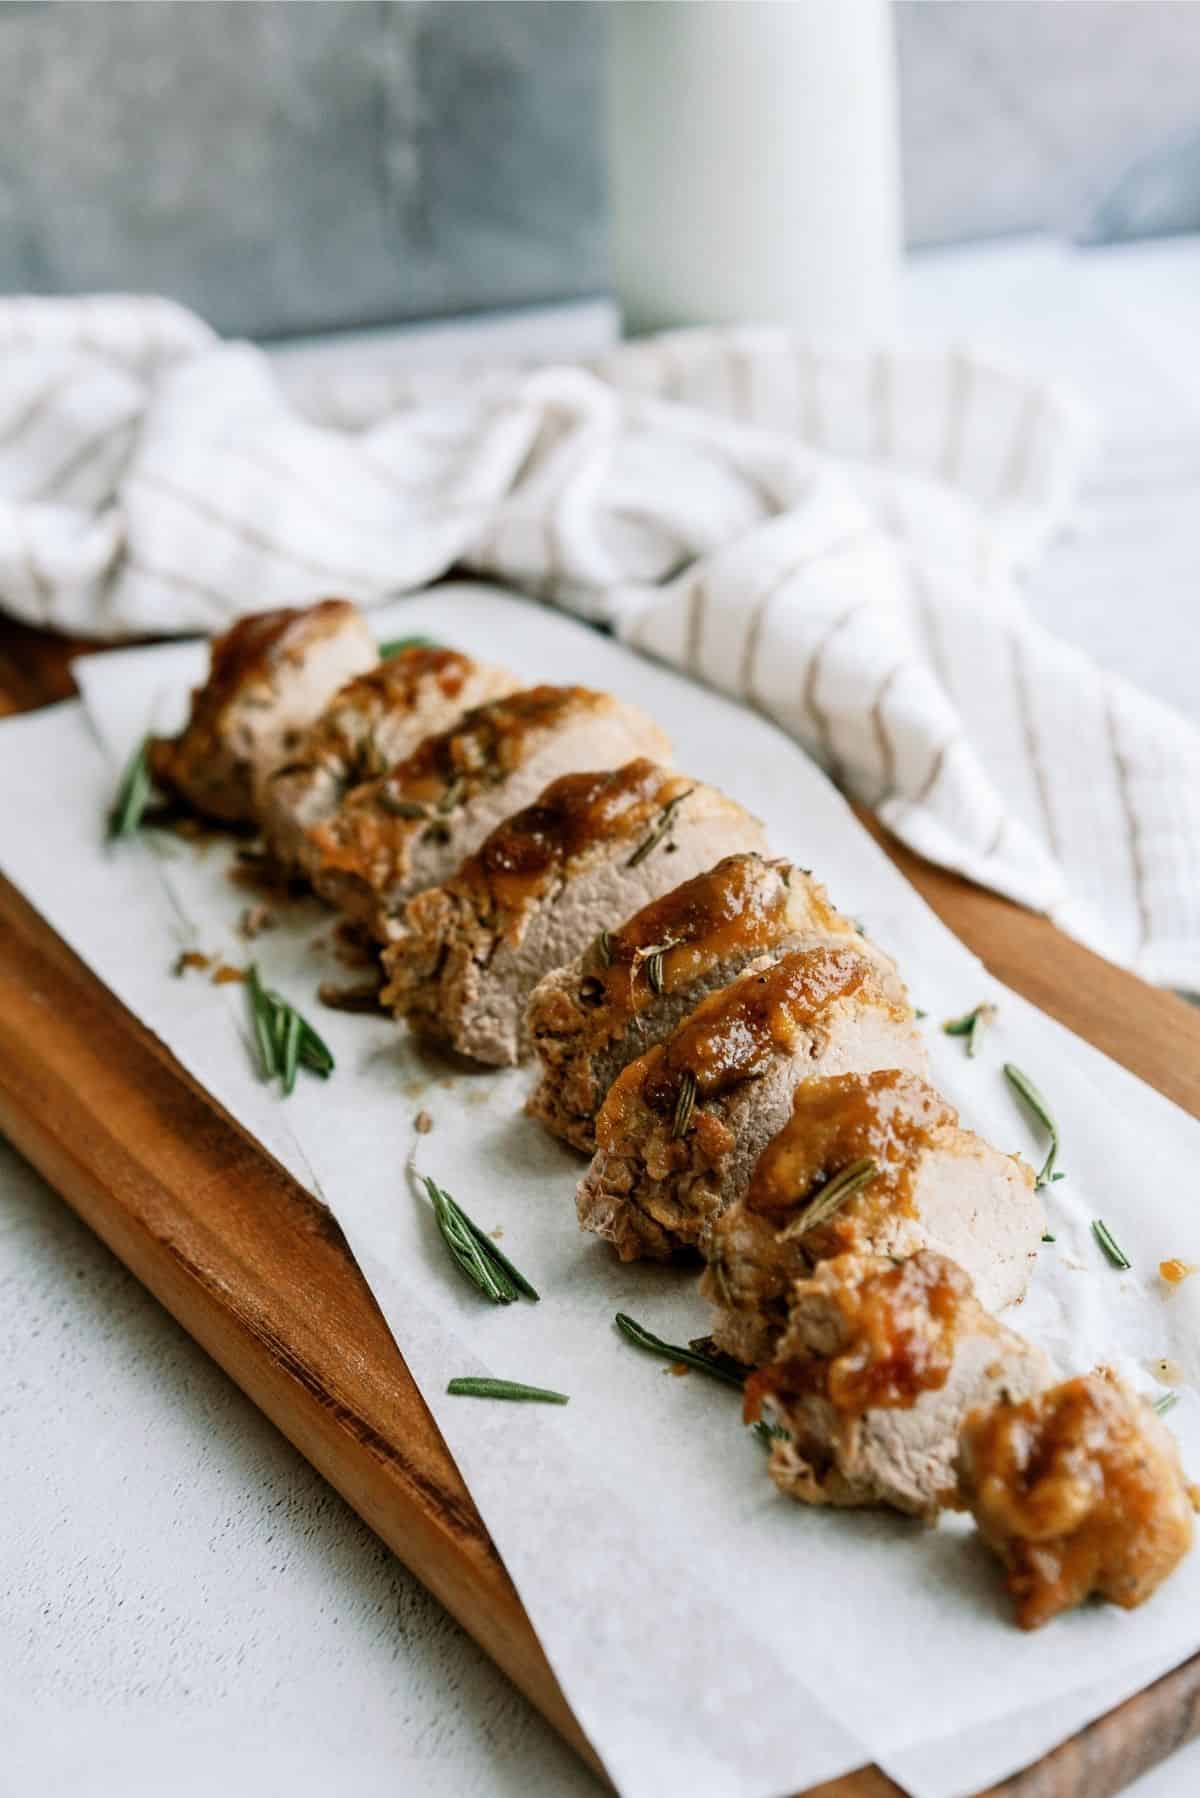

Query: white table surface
[4,238,1200,1797]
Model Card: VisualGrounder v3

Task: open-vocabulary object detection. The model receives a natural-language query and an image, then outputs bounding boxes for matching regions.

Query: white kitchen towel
[2,292,1198,991]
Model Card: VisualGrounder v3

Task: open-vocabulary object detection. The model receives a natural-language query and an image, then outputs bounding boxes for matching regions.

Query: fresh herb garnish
[1093,1218,1131,1270]
[672,1069,698,1138]
[1042,1232,1056,1244]
[626,789,694,868]
[106,736,154,839]
[943,1001,996,1059]
[752,1419,788,1450]
[379,635,439,658]
[437,774,466,814]
[779,1157,878,1239]
[914,1008,928,1021]
[378,792,430,820]
[446,1376,567,1404]
[614,1312,745,1388]
[635,936,679,996]
[246,964,335,1089]
[596,928,613,968]
[420,1174,539,1304]
[1154,1391,1179,1417]
[1003,1062,1063,1188]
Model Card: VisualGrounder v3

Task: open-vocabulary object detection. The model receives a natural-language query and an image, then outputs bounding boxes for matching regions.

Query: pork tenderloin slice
[303,686,671,933]
[527,853,905,1153]
[704,1070,1043,1366]
[748,1250,1049,1523]
[380,762,764,1066]
[576,945,927,1263]
[262,647,518,872]
[147,599,379,825]
[956,1371,1197,1628]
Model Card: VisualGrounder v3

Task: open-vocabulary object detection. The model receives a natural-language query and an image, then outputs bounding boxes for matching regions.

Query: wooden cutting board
[3,622,1200,1798]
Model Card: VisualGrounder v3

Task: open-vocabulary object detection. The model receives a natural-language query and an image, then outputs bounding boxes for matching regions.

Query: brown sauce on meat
[639,945,875,1115]
[295,648,476,774]
[577,853,806,1029]
[958,1372,1197,1628]
[201,600,359,713]
[308,686,606,876]
[459,761,687,915]
[747,1071,955,1237]
[747,1250,969,1420]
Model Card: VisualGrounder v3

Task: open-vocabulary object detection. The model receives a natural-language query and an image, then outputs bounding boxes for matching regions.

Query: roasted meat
[381,762,764,1066]
[957,1371,1197,1627]
[526,852,905,1153]
[746,1249,1049,1522]
[576,945,927,1262]
[261,646,517,871]
[303,685,671,933]
[703,1070,1043,1366]
[147,600,378,824]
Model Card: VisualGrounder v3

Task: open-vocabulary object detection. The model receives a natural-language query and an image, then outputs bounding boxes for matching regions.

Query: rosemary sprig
[626,789,694,868]
[1154,1391,1179,1417]
[672,1069,698,1138]
[943,1001,996,1059]
[635,936,680,995]
[752,1419,788,1450]
[1042,1232,1056,1244]
[246,964,335,1090]
[421,1174,539,1304]
[779,1157,878,1239]
[1093,1218,1131,1270]
[1003,1062,1063,1188]
[437,773,466,814]
[614,1312,745,1388]
[106,736,154,839]
[447,1376,567,1404]
[379,792,430,820]
[379,634,439,658]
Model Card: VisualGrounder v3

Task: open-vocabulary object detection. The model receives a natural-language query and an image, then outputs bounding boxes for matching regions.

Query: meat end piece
[576,945,927,1263]
[302,685,671,933]
[261,646,518,871]
[526,853,906,1153]
[747,1250,1049,1523]
[380,762,764,1066]
[704,1070,1043,1367]
[147,600,378,824]
[957,1371,1197,1628]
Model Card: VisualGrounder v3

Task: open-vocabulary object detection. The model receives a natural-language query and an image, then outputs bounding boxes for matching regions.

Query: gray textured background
[0,0,606,339]
[4,2,1200,340]
[896,2,1200,246]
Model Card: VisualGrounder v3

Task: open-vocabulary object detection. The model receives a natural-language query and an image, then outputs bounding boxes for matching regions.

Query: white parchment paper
[5,585,1200,1798]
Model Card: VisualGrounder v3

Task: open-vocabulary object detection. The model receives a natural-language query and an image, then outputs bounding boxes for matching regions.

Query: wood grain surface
[3,625,1200,1798]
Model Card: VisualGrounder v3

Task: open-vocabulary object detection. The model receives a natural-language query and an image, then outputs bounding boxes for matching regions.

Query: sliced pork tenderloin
[704,1070,1043,1367]
[747,1249,1049,1523]
[303,686,671,933]
[576,945,927,1263]
[147,600,379,825]
[526,853,905,1153]
[262,646,518,872]
[956,1370,1197,1628]
[380,762,764,1066]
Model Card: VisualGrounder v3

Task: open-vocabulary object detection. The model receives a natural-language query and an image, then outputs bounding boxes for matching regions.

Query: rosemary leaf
[752,1419,788,1450]
[596,928,613,968]
[437,774,466,814]
[379,634,439,658]
[106,736,154,839]
[1154,1391,1179,1417]
[297,1019,335,1076]
[779,1157,878,1239]
[378,793,430,820]
[943,1002,996,1059]
[281,1007,302,1097]
[421,1175,538,1303]
[447,1376,568,1405]
[246,966,278,1078]
[614,1312,746,1389]
[626,789,694,868]
[1003,1062,1063,1188]
[1093,1218,1131,1270]
[1042,1232,1056,1244]
[672,1069,698,1138]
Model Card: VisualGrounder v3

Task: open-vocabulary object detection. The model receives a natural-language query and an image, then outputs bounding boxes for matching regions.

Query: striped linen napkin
[1,293,1196,992]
